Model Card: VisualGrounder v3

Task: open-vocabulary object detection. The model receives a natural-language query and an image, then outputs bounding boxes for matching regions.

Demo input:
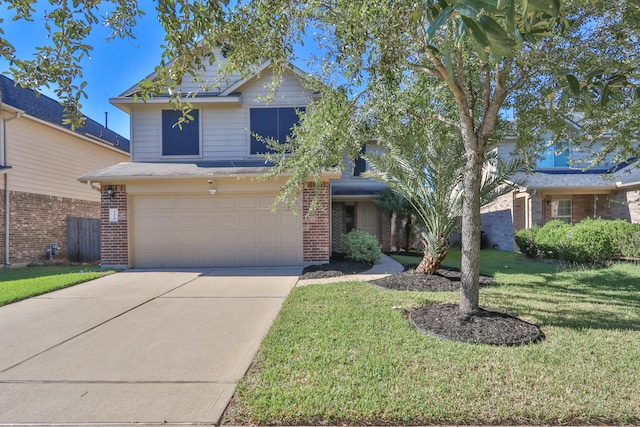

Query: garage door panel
[132,194,302,268]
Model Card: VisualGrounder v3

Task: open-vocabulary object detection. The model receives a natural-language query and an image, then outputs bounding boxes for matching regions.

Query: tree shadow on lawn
[488,266,640,332]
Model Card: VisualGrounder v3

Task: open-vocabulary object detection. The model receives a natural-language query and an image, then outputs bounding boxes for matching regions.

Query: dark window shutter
[250,108,278,154]
[354,146,367,176]
[250,107,305,154]
[162,110,200,155]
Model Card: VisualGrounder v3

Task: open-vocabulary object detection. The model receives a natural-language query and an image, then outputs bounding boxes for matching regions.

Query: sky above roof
[0,2,317,140]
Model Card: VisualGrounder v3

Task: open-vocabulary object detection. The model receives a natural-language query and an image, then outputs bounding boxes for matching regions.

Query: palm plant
[374,188,415,252]
[367,134,522,274]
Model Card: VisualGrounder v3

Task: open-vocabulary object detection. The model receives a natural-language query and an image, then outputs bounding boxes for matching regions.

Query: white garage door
[132,194,302,268]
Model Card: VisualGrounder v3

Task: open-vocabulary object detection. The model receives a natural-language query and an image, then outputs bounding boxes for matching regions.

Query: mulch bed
[300,257,371,279]
[411,303,545,346]
[371,265,496,292]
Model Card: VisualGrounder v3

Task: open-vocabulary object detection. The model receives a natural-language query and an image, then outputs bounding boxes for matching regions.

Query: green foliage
[513,225,540,258]
[567,218,616,264]
[515,218,640,264]
[535,220,572,260]
[341,230,382,265]
[606,220,640,258]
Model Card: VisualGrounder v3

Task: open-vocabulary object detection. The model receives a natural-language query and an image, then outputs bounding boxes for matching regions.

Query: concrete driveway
[0,267,300,425]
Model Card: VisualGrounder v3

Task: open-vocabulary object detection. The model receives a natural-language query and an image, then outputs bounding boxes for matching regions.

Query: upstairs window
[353,146,367,177]
[537,144,568,168]
[551,199,572,224]
[162,109,200,156]
[250,107,305,154]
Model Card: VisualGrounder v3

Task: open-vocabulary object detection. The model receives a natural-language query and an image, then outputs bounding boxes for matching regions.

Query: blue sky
[0,2,322,140]
[0,3,203,139]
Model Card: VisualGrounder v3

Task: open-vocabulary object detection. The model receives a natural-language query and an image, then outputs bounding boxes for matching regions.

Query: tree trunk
[393,212,403,252]
[404,216,412,252]
[416,239,448,274]
[459,149,484,314]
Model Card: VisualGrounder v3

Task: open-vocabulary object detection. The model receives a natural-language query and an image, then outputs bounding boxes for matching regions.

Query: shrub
[516,218,640,263]
[607,220,640,258]
[341,230,382,264]
[514,226,540,258]
[567,218,615,264]
[536,220,572,260]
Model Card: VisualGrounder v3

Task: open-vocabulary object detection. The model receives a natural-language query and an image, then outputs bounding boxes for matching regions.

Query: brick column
[378,207,392,252]
[101,184,128,269]
[331,202,344,253]
[303,182,330,263]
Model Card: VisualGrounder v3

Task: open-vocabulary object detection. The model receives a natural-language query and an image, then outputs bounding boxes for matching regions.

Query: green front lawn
[0,266,114,306]
[226,251,640,425]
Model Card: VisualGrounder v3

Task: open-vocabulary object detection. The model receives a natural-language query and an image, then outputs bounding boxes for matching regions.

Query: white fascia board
[109,95,242,113]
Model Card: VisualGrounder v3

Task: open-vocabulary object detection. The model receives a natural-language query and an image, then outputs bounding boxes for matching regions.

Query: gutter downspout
[2,111,21,267]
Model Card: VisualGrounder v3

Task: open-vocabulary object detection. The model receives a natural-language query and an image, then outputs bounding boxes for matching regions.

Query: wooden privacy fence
[67,217,100,263]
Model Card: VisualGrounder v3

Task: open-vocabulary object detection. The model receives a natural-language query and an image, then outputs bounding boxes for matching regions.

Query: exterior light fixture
[107,186,115,199]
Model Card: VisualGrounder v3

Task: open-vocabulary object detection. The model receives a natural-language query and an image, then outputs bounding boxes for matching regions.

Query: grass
[0,266,114,306]
[226,250,640,425]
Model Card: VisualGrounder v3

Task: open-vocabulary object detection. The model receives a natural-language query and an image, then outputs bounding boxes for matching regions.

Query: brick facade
[100,185,129,269]
[302,182,331,263]
[331,202,344,252]
[378,210,392,252]
[0,189,99,265]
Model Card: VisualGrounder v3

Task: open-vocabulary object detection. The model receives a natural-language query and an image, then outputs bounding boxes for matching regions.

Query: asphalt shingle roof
[78,161,278,181]
[514,162,640,190]
[0,75,129,153]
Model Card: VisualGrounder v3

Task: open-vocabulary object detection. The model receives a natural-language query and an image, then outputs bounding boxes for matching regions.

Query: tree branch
[409,112,462,129]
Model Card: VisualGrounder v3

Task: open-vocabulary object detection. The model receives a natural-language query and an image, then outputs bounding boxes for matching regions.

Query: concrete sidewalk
[296,253,404,286]
[0,267,300,425]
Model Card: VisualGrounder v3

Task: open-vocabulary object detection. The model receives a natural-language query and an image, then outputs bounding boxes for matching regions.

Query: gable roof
[111,54,314,112]
[0,75,130,153]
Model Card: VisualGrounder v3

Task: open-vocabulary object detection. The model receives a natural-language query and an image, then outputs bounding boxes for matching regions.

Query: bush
[515,218,640,264]
[607,220,640,258]
[536,220,572,260]
[341,230,382,264]
[566,218,615,264]
[514,226,540,258]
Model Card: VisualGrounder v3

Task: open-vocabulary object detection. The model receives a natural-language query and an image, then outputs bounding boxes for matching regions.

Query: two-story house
[79,56,391,269]
[481,138,640,250]
[0,75,130,266]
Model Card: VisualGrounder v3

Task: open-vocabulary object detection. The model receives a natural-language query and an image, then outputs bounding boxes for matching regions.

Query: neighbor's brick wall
[331,202,345,253]
[100,185,128,268]
[602,190,640,223]
[479,191,514,250]
[303,182,330,263]
[0,189,99,265]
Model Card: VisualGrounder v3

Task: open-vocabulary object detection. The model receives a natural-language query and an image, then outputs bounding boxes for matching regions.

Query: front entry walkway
[0,267,300,425]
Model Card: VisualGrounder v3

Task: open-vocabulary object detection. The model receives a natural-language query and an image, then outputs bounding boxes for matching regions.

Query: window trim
[551,199,572,224]
[247,106,306,156]
[160,109,203,159]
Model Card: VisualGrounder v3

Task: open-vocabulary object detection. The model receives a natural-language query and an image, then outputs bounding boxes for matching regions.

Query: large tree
[2,0,638,313]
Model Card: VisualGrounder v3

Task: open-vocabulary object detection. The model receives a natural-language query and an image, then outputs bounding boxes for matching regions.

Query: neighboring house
[0,75,130,267]
[79,55,391,269]
[481,138,640,250]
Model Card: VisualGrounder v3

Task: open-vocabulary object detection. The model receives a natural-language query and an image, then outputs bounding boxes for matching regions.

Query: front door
[357,202,379,238]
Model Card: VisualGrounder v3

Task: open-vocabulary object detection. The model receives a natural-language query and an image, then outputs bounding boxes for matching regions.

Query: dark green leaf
[566,74,580,96]
[427,5,455,41]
